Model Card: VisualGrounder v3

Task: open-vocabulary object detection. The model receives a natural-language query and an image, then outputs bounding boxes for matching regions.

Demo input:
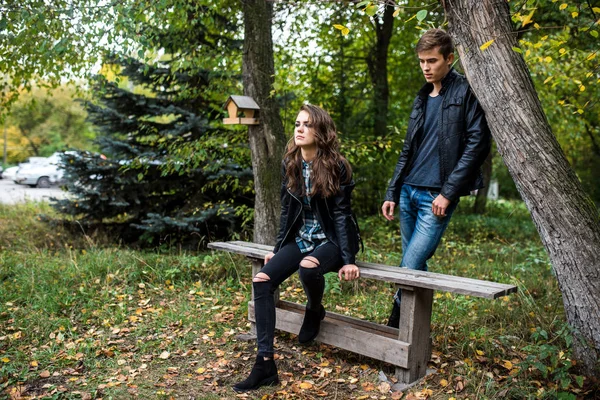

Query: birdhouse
[223,95,260,125]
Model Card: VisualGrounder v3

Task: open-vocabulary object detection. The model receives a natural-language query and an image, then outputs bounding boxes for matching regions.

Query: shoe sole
[232,376,279,392]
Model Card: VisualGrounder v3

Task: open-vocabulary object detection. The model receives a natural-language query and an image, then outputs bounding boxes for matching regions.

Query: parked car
[2,166,20,181]
[14,153,65,188]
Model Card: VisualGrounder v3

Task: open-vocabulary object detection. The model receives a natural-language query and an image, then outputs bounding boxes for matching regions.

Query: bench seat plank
[248,300,410,368]
[207,241,517,299]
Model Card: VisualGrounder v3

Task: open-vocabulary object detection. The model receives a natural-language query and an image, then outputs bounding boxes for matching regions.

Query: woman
[233,104,362,392]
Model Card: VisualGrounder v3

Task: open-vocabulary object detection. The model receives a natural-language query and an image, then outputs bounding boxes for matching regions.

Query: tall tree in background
[442,0,600,374]
[366,3,394,139]
[54,55,253,246]
[241,0,287,245]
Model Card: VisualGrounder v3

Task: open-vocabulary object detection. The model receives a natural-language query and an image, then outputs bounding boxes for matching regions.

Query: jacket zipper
[279,188,303,249]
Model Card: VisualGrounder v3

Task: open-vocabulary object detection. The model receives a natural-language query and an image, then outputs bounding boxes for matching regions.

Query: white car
[2,166,20,181]
[14,153,65,188]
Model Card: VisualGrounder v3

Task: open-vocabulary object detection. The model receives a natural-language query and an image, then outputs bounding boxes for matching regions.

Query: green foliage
[517,324,586,398]
[3,86,96,162]
[52,52,253,247]
[510,1,600,203]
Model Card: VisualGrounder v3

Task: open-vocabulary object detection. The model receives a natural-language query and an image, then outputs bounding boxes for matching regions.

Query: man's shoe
[386,302,400,328]
[298,305,326,344]
[232,355,279,392]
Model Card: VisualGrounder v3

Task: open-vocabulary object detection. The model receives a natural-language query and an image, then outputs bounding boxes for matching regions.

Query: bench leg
[394,287,433,384]
[239,259,280,341]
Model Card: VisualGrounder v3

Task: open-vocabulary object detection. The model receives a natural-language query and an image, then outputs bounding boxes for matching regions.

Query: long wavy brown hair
[284,104,352,198]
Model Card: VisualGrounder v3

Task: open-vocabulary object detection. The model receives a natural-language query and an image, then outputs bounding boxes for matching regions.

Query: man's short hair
[416,28,454,59]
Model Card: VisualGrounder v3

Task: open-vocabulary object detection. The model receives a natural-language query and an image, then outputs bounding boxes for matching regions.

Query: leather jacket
[273,161,361,265]
[385,69,491,203]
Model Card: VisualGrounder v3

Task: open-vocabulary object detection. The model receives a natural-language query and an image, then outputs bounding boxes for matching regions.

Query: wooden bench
[208,240,517,386]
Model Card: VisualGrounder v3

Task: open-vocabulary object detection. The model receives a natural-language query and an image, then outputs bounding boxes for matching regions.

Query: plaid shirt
[296,160,328,253]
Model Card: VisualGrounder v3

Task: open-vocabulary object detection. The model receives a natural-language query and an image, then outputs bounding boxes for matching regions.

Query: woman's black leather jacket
[273,161,361,265]
[384,69,491,203]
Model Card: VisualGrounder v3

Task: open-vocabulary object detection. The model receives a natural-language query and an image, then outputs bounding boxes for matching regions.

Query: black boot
[386,302,400,328]
[298,305,326,344]
[232,355,279,392]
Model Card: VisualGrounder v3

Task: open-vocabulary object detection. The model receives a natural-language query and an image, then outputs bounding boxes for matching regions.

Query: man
[382,28,491,327]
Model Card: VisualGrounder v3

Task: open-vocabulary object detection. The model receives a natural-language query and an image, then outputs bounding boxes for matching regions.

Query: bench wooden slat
[248,300,410,368]
[229,241,515,295]
[208,241,516,299]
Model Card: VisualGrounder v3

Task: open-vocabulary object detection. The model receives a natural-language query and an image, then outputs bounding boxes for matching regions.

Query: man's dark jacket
[274,161,360,266]
[385,69,491,203]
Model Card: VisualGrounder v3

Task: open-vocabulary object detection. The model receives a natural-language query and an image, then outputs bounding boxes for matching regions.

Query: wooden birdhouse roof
[225,95,260,110]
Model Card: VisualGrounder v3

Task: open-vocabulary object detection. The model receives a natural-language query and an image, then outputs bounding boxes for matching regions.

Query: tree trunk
[442,0,600,375]
[242,0,286,245]
[366,3,394,139]
[473,151,493,214]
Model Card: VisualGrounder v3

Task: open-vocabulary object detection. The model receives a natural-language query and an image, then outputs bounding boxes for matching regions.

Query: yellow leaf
[586,53,596,61]
[480,39,495,51]
[440,378,449,387]
[476,350,485,356]
[299,381,313,389]
[196,367,206,374]
[571,11,579,18]
[1,357,10,363]
[30,360,38,367]
[503,360,513,369]
[577,109,584,114]
[593,7,600,13]
[393,8,401,17]
[521,9,535,27]
[534,23,541,29]
[579,85,585,92]
[559,3,567,10]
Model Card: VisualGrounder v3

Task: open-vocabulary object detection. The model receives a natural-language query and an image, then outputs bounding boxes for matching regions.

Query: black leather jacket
[385,69,491,203]
[273,161,360,265]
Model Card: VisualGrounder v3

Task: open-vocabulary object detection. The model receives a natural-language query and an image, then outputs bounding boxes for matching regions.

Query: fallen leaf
[378,381,391,393]
[159,351,170,359]
[40,370,51,378]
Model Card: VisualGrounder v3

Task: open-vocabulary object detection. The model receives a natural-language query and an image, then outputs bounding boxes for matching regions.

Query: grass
[0,199,597,399]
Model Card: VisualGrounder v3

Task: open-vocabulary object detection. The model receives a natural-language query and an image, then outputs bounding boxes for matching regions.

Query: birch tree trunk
[242,0,286,245]
[442,0,600,375]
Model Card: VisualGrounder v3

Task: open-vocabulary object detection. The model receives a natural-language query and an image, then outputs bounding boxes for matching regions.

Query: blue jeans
[394,184,458,306]
[253,241,343,358]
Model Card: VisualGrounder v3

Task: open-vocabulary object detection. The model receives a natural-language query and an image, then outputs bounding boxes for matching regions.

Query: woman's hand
[338,264,360,281]
[264,252,275,264]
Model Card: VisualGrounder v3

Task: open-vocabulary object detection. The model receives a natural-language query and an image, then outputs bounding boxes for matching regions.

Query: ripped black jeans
[253,241,343,358]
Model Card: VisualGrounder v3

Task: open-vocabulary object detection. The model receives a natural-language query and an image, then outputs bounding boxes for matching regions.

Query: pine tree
[53,36,252,247]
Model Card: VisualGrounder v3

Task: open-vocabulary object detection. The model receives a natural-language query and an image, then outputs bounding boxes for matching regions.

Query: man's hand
[432,194,451,217]
[338,264,360,281]
[381,201,396,221]
[264,252,275,264]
